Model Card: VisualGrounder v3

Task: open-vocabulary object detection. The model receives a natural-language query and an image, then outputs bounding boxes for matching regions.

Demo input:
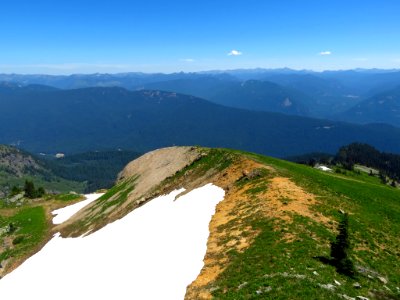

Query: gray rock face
[0,145,43,177]
[9,193,24,203]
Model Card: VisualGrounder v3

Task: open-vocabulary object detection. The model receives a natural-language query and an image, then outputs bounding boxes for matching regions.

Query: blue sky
[1,0,400,74]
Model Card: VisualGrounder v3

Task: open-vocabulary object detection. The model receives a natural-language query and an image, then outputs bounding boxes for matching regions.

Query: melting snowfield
[0,184,225,300]
[52,193,104,224]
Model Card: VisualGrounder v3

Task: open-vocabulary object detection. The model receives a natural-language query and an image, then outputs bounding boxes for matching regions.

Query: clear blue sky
[1,0,399,74]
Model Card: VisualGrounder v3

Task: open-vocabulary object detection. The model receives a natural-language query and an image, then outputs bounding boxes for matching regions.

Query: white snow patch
[52,193,104,224]
[315,165,333,172]
[0,184,225,300]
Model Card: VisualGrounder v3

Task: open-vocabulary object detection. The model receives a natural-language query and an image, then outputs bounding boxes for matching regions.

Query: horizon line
[1,66,400,76]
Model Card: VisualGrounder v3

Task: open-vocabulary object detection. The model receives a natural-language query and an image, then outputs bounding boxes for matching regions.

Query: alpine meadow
[1,1,400,299]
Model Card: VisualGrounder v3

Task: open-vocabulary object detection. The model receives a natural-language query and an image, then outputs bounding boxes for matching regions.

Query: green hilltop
[205,149,400,299]
[1,146,399,299]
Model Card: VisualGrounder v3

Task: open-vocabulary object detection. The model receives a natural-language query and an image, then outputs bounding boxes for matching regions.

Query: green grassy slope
[0,147,399,300]
[0,207,48,264]
[209,150,400,299]
[0,193,83,276]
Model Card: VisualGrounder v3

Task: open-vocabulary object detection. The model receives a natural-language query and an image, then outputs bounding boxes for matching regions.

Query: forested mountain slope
[1,85,400,157]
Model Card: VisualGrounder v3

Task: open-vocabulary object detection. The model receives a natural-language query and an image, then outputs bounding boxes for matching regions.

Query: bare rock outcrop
[57,146,202,237]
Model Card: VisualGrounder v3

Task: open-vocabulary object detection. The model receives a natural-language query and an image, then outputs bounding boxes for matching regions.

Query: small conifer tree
[23,180,45,199]
[24,180,36,199]
[330,213,356,277]
[37,186,45,197]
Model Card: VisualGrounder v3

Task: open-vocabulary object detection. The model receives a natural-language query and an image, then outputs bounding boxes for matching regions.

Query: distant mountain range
[2,69,400,126]
[1,84,400,157]
[141,78,310,116]
[339,86,400,127]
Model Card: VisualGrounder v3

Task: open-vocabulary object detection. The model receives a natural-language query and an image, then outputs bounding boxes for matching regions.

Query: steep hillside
[0,188,87,279]
[43,150,142,192]
[335,143,400,187]
[319,70,400,97]
[340,86,400,127]
[260,73,362,116]
[142,78,311,116]
[0,145,85,197]
[0,145,43,178]
[45,146,400,299]
[2,86,400,157]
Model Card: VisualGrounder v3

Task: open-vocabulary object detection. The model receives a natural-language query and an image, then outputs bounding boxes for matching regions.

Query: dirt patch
[186,171,332,299]
[261,177,330,224]
[0,209,17,218]
[185,158,268,300]
[258,177,331,243]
